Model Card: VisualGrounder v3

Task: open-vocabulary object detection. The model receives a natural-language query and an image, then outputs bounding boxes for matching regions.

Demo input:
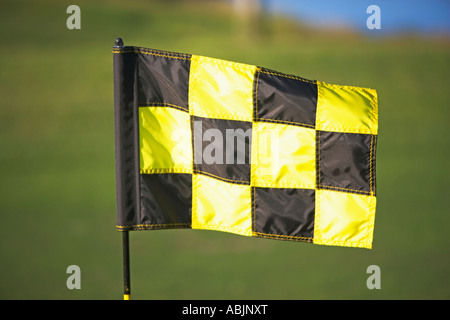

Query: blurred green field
[0,0,449,299]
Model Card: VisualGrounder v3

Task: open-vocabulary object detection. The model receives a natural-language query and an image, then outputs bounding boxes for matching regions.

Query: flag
[113,45,378,249]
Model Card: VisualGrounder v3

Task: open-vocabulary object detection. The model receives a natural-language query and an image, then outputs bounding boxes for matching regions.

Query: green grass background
[0,0,449,299]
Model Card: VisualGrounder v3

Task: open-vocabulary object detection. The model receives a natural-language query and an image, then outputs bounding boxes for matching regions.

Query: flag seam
[140,168,192,174]
[256,117,315,129]
[316,130,321,189]
[317,238,372,249]
[194,54,255,72]
[369,134,374,196]
[253,69,261,122]
[370,90,378,134]
[116,223,191,231]
[259,69,316,85]
[371,135,377,195]
[193,223,252,237]
[194,170,250,185]
[319,81,376,93]
[314,130,322,244]
[254,183,316,189]
[251,186,256,236]
[253,231,313,242]
[139,103,188,113]
[191,110,253,122]
[112,48,191,61]
[318,185,373,196]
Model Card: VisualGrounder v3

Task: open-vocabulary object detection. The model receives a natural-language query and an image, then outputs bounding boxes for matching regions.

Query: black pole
[122,230,131,300]
[114,37,130,300]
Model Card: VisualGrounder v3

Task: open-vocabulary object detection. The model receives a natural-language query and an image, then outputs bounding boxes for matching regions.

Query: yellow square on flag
[189,55,256,122]
[316,81,378,135]
[251,121,316,189]
[139,106,192,174]
[192,173,252,237]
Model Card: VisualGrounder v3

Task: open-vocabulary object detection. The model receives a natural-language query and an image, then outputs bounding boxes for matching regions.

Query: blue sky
[265,0,450,34]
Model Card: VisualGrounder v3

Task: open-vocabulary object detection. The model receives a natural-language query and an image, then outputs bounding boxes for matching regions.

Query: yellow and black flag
[113,43,378,249]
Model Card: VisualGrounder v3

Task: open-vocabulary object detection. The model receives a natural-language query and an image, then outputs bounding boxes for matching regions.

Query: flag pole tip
[114,38,124,47]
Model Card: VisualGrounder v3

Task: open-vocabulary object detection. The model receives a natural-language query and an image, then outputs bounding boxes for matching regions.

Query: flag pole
[122,230,131,300]
[114,37,131,300]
